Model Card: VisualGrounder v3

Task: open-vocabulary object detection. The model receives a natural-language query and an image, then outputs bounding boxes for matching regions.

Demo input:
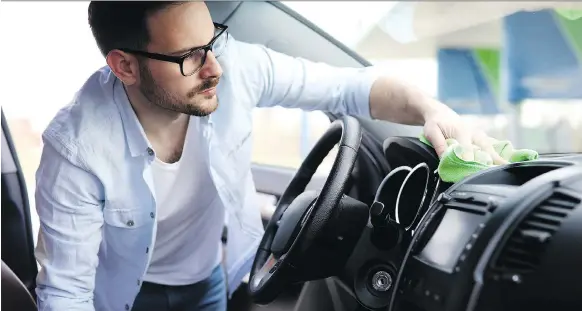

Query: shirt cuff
[347,66,383,120]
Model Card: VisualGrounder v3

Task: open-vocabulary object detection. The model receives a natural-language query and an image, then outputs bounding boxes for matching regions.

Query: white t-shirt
[143,118,224,285]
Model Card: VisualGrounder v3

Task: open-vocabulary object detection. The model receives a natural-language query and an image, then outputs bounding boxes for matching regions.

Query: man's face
[138,2,223,117]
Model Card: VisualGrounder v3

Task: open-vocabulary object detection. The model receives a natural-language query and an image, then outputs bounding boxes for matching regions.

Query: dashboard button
[412,278,424,295]
[269,260,281,273]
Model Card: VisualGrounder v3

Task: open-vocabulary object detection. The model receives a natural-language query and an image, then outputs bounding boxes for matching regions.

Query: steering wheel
[249,116,366,304]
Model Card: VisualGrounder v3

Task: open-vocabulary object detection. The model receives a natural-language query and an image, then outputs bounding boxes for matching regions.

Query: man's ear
[106,49,140,85]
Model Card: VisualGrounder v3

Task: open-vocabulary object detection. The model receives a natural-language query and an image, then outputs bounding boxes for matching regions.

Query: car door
[1,109,38,298]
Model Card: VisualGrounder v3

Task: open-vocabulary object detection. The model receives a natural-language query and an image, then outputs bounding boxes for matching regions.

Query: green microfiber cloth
[419,134,539,183]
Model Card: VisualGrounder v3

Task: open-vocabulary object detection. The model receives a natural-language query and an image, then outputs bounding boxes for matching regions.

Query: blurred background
[1,1,581,246]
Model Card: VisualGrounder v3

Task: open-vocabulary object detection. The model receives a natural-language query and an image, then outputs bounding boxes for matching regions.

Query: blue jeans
[132,265,227,311]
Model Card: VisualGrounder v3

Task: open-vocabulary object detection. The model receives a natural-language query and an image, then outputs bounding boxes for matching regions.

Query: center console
[391,160,582,311]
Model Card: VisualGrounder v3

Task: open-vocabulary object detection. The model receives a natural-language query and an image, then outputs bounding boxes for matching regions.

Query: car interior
[2,2,582,311]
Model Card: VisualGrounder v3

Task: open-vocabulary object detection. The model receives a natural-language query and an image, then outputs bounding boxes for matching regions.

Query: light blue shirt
[34,36,378,311]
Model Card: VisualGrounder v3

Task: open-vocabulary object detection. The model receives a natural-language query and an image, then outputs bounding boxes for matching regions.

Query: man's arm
[234,39,378,117]
[236,39,452,123]
[34,138,104,311]
[233,38,497,160]
[367,77,478,158]
[368,77,449,126]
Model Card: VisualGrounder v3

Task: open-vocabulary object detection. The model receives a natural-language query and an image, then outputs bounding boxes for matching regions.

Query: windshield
[284,1,582,155]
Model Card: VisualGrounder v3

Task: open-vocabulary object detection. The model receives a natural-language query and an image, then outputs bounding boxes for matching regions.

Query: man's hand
[368,76,507,165]
[422,106,508,164]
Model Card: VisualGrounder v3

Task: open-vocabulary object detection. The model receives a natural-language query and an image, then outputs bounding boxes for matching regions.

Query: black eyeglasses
[120,22,229,76]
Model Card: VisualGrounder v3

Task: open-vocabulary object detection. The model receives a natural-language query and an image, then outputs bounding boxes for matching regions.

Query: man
[34,1,505,311]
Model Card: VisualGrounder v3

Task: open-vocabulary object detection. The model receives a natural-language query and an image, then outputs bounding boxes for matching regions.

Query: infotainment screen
[417,208,484,272]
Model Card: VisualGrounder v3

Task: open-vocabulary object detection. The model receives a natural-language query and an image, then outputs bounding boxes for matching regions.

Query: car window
[1,2,102,245]
[252,107,336,172]
[285,1,582,154]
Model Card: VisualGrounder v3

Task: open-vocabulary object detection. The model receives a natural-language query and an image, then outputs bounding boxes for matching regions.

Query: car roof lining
[207,1,242,24]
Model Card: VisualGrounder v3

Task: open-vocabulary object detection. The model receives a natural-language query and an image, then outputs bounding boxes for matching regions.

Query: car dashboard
[342,137,582,311]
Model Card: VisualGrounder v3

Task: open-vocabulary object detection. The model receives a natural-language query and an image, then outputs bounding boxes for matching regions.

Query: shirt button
[125,304,130,310]
[137,279,141,286]
[150,212,155,218]
[146,247,149,253]
[127,220,134,227]
[146,147,154,156]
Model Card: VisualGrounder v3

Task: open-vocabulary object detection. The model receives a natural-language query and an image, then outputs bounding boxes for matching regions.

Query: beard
[138,62,219,117]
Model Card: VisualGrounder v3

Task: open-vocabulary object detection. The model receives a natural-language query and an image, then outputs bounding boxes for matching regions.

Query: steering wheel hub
[270,191,318,257]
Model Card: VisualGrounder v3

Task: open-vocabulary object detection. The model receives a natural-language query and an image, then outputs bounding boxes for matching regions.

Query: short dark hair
[88,1,182,57]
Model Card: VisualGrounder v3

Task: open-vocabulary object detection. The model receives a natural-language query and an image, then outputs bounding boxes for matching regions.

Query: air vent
[446,191,490,215]
[494,189,580,273]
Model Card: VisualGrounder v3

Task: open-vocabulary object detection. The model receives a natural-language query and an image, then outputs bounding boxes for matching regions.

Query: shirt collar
[111,72,153,158]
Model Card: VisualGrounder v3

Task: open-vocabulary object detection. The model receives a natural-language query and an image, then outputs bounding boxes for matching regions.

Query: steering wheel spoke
[251,254,278,289]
